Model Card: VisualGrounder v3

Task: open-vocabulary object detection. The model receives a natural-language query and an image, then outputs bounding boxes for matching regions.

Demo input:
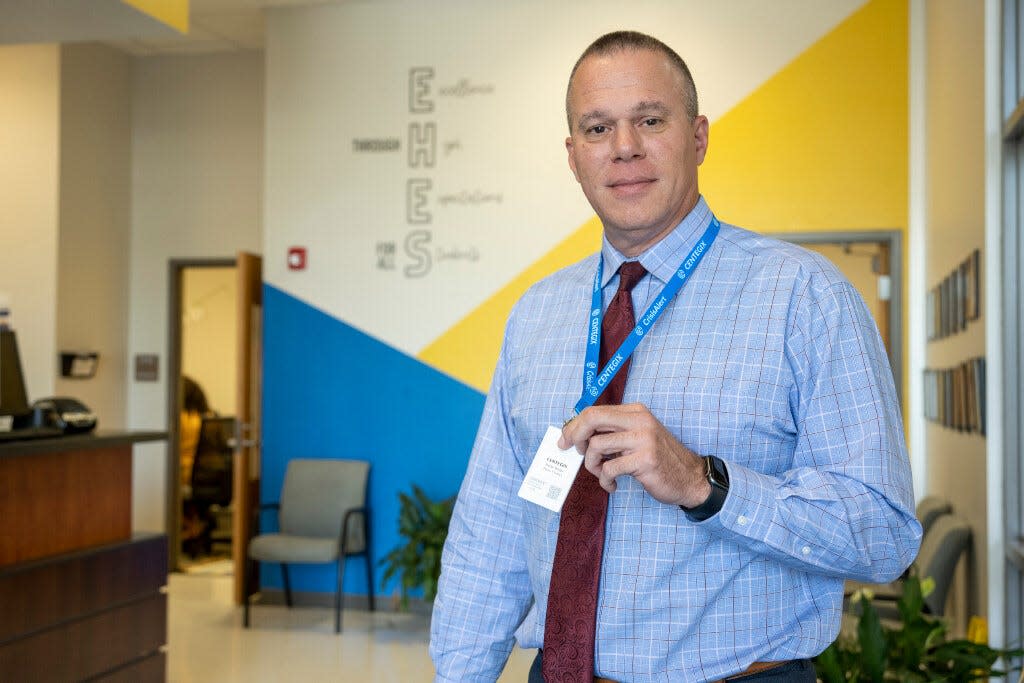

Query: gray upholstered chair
[914,495,953,536]
[243,458,374,632]
[913,513,971,615]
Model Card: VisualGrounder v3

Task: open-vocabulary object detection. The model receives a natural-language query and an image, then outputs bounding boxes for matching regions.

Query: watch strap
[681,455,729,522]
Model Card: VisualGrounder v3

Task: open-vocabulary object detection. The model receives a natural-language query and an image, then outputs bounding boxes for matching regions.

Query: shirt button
[802,546,811,555]
[737,515,748,526]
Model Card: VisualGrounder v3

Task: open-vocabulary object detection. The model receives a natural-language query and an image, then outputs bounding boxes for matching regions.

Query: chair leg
[365,551,375,612]
[360,511,375,612]
[335,557,346,633]
[243,558,253,628]
[281,563,293,608]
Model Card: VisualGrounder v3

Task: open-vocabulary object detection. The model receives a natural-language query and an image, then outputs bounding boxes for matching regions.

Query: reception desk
[0,431,167,682]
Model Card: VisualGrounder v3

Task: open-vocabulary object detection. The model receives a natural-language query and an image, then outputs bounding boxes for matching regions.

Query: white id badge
[517,425,584,512]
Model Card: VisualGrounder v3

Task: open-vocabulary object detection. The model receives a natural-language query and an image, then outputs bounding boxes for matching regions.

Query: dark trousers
[527,650,817,682]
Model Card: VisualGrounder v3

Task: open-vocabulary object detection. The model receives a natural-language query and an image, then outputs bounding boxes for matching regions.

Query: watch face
[707,456,729,488]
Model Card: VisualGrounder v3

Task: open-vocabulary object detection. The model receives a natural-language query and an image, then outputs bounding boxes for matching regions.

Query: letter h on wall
[408,122,437,168]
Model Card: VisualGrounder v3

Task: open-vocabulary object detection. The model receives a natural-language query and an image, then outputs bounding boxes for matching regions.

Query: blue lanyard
[572,216,721,418]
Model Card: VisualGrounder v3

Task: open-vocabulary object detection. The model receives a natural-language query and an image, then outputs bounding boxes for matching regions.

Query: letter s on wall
[404,230,432,278]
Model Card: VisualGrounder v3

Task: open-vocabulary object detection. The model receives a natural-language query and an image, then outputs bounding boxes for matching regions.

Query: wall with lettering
[261,0,907,599]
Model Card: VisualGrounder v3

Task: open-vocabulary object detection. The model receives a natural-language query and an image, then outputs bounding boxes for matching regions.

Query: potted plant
[815,571,1023,681]
[379,485,455,609]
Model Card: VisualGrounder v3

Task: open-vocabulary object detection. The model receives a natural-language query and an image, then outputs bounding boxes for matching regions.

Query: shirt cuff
[688,459,776,543]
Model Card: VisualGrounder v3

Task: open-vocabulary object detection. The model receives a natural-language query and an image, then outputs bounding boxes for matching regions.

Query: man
[430,31,921,682]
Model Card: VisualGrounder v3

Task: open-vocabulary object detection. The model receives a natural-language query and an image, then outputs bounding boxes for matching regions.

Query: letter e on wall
[409,67,434,113]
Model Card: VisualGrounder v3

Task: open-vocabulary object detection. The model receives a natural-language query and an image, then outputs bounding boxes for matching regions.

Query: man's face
[566,48,708,256]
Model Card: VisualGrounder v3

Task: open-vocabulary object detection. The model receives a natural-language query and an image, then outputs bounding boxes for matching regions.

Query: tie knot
[617,261,647,293]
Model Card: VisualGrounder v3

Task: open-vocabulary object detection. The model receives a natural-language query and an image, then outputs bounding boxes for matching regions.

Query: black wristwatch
[680,456,729,522]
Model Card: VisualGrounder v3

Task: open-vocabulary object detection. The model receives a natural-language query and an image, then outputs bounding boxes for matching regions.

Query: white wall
[0,44,60,401]
[923,0,987,631]
[55,43,132,428]
[128,51,263,531]
[182,266,237,415]
[264,0,865,358]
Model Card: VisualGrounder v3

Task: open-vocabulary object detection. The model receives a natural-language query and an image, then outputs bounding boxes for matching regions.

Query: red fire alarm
[287,247,307,270]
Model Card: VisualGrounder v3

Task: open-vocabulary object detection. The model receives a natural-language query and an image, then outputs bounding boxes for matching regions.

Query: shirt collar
[599,195,714,287]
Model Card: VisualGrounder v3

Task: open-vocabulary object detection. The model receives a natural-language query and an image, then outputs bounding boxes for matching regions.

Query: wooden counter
[0,431,168,682]
[0,430,164,566]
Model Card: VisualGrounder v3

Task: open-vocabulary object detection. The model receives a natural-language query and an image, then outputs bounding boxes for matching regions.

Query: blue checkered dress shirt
[430,197,922,682]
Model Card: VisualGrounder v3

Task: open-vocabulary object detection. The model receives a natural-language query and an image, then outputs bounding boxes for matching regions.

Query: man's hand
[559,403,712,507]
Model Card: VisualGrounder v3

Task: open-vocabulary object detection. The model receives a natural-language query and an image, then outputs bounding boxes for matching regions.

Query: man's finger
[583,430,642,461]
[560,403,647,449]
[581,432,635,475]
[594,452,639,492]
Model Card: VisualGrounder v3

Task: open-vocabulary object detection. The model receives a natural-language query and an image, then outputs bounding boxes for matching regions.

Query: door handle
[231,422,259,449]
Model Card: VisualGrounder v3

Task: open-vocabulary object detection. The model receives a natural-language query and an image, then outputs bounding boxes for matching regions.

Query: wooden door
[233,252,262,604]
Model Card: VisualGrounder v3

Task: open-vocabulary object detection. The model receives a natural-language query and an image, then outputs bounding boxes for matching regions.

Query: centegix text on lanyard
[569,215,721,422]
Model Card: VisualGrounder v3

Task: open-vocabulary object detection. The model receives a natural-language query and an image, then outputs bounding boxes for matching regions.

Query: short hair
[566,30,699,131]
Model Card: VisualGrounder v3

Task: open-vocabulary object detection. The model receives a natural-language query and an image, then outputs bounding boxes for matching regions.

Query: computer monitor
[0,329,31,421]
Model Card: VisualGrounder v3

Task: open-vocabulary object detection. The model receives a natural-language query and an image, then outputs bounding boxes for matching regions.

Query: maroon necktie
[542,261,647,682]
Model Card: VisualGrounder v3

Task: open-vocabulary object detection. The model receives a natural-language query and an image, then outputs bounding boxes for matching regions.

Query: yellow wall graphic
[700,0,906,233]
[419,0,906,394]
[418,217,603,392]
[122,0,189,34]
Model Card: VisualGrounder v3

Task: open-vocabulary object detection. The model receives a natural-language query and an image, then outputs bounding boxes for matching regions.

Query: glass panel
[1011,136,1024,649]
[1016,141,1024,543]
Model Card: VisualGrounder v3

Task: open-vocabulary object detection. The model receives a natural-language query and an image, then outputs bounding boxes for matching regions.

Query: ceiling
[0,0,345,56]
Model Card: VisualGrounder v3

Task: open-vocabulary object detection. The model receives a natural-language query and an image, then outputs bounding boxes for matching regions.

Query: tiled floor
[167,564,534,682]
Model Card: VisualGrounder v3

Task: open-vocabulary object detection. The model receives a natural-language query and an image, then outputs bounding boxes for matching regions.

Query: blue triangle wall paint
[260,284,484,597]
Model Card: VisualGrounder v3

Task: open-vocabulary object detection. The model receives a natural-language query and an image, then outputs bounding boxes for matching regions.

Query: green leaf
[857,597,887,682]
[897,574,925,624]
[814,642,846,683]
[895,618,934,671]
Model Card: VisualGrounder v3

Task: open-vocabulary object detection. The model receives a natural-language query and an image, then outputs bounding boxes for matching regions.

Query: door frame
[772,229,904,404]
[166,257,236,572]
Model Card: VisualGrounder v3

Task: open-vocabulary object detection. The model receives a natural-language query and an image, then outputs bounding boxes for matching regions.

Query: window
[1001,0,1024,653]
